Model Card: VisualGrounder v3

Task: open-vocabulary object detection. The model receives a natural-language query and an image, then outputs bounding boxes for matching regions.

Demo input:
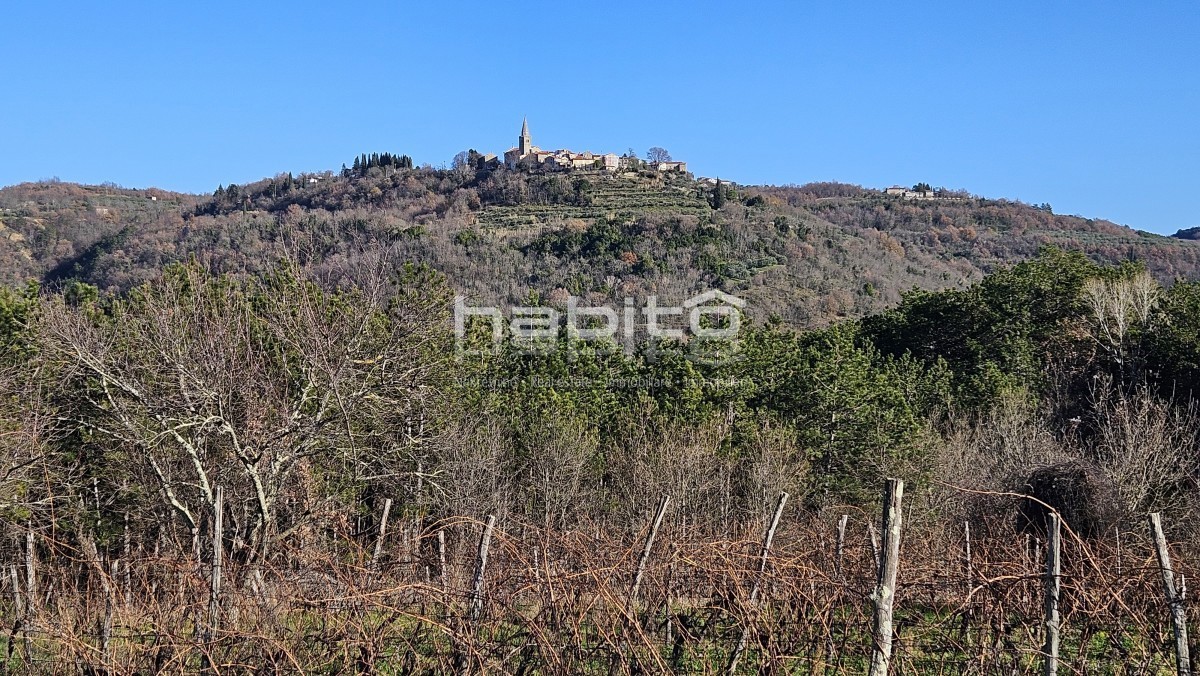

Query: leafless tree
[646,147,672,163]
[1081,270,1160,378]
[36,261,450,562]
[0,361,65,529]
[1088,383,1198,517]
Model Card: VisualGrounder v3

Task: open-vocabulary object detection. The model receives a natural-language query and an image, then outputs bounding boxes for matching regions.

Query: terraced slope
[477,173,710,227]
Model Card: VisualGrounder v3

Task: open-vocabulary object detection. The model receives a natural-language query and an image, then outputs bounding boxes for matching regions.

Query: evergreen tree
[712,179,726,209]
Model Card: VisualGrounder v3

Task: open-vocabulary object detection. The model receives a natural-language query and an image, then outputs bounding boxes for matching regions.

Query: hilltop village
[480,119,688,174]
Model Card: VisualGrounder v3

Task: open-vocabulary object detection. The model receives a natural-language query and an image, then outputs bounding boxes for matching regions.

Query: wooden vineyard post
[102,559,116,667]
[627,495,670,614]
[836,513,848,576]
[469,514,496,623]
[964,521,973,592]
[11,563,29,663]
[437,528,448,594]
[198,486,224,673]
[1043,513,1061,676]
[370,498,393,572]
[21,522,36,662]
[611,495,671,675]
[209,486,224,634]
[24,524,35,614]
[123,513,132,606]
[9,564,21,623]
[726,492,789,675]
[453,514,497,673]
[1149,512,1191,676]
[869,478,904,676]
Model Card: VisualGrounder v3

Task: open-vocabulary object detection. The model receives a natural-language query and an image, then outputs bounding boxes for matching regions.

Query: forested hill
[1,166,1197,326]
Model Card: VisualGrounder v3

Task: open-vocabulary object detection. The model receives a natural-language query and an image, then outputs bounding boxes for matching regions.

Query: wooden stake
[24,524,35,610]
[836,514,849,576]
[469,515,496,622]
[370,498,393,571]
[964,520,973,592]
[10,563,27,663]
[627,495,671,614]
[206,486,224,653]
[612,496,671,675]
[1150,512,1191,676]
[102,559,116,667]
[21,521,36,663]
[9,564,21,620]
[123,513,132,605]
[437,528,448,594]
[1043,513,1061,676]
[727,492,789,675]
[869,478,904,676]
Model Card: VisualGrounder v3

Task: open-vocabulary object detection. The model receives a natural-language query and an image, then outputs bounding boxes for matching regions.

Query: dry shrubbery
[930,382,1200,540]
[1089,386,1200,518]
[1,506,1192,673]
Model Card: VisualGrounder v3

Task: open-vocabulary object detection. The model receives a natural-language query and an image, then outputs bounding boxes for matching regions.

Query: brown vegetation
[2,504,1193,673]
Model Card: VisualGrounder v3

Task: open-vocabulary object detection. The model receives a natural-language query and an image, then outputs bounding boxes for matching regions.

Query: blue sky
[3,1,1197,234]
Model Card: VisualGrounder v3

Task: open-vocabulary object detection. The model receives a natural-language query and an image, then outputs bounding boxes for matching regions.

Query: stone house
[502,119,655,174]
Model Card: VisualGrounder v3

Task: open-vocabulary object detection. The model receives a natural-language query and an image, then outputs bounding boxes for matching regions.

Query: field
[2,497,1190,674]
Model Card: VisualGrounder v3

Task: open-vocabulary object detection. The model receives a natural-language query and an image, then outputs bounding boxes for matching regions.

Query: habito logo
[454,290,746,361]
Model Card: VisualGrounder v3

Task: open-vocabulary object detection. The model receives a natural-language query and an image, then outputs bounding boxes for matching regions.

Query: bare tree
[1081,270,1160,379]
[608,415,733,531]
[737,417,809,525]
[1089,384,1198,517]
[646,147,672,163]
[436,414,513,521]
[519,411,598,531]
[37,261,450,562]
[0,362,63,527]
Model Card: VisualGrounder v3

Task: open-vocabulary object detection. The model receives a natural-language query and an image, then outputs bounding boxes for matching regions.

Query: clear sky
[3,1,1197,234]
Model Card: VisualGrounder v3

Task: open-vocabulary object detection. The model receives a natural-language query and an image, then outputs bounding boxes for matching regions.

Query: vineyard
[477,174,710,228]
[2,484,1193,674]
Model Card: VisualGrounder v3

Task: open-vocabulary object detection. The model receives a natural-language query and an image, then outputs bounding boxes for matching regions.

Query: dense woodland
[2,164,1200,670]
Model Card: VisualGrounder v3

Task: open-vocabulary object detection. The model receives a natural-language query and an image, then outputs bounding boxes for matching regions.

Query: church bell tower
[519,117,532,155]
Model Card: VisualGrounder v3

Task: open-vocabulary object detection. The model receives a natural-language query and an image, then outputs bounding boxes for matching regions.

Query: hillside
[6,168,1200,674]
[2,166,1198,327]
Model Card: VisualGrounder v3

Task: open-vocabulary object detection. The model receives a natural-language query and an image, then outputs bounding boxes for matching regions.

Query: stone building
[886,185,936,199]
[653,161,688,173]
[501,119,633,173]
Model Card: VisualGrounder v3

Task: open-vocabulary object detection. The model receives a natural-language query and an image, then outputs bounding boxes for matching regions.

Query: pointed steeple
[519,117,532,155]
